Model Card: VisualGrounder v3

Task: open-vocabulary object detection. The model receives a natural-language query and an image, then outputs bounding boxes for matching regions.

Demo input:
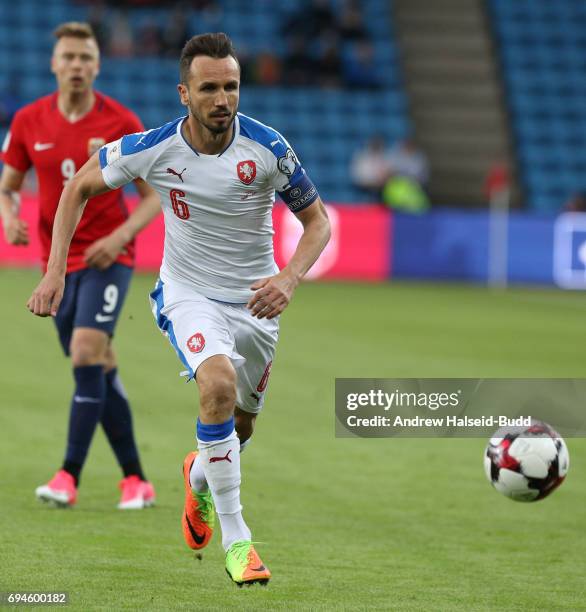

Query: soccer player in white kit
[28,32,331,585]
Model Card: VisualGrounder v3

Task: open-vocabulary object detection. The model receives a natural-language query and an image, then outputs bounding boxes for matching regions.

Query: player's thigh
[149,280,245,382]
[74,263,133,339]
[230,308,279,415]
[66,264,131,366]
[53,270,83,355]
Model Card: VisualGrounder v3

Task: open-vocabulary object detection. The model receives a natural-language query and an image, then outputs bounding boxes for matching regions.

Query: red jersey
[1,92,143,272]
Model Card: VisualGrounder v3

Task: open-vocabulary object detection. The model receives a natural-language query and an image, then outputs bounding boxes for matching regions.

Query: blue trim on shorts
[196,416,235,442]
[150,280,194,379]
[208,297,247,306]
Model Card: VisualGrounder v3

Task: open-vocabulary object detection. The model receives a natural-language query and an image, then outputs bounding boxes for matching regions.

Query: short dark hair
[179,32,239,84]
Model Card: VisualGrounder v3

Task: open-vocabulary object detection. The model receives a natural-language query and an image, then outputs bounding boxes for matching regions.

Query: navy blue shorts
[53,263,133,355]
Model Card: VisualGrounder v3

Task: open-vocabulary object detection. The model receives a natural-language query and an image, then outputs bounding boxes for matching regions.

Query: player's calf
[234,407,256,443]
[197,417,252,551]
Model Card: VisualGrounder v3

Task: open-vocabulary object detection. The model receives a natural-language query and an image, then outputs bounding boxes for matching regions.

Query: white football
[484,420,569,502]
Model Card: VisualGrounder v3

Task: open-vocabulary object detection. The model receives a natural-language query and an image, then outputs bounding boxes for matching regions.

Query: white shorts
[149,279,279,414]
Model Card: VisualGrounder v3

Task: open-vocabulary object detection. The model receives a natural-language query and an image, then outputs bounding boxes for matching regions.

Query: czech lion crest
[237,160,256,185]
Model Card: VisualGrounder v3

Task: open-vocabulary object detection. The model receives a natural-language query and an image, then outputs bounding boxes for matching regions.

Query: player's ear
[177,83,189,107]
[50,55,57,75]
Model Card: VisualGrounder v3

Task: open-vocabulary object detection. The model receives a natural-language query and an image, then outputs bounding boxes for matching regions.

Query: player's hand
[3,217,29,245]
[247,271,298,319]
[27,271,65,317]
[84,234,127,270]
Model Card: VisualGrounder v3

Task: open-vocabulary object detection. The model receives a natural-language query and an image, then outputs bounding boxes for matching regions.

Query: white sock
[217,511,251,551]
[197,429,251,550]
[189,453,208,492]
[190,436,252,493]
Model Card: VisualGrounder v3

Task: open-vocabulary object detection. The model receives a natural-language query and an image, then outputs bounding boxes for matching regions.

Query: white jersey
[99,113,318,302]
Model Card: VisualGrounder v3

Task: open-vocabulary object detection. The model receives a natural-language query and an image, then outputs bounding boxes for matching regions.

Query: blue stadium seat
[491,0,586,212]
[0,0,405,203]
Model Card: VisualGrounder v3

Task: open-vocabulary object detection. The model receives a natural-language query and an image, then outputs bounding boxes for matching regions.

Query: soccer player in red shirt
[0,22,161,509]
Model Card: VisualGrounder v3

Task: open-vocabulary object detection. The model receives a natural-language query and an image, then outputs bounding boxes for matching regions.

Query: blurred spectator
[196,0,223,28]
[281,0,375,90]
[192,0,219,9]
[307,0,337,37]
[161,5,190,57]
[236,44,255,86]
[387,138,429,186]
[283,0,337,41]
[319,37,343,88]
[382,176,429,213]
[350,135,393,199]
[87,2,110,50]
[339,0,368,41]
[108,11,135,57]
[484,161,510,200]
[102,0,211,6]
[137,18,163,56]
[563,192,586,213]
[255,52,281,86]
[283,35,317,86]
[381,138,430,213]
[343,41,380,89]
[87,0,380,93]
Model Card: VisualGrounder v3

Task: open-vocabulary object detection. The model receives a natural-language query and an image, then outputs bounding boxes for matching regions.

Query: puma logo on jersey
[167,167,187,182]
[209,450,232,464]
[34,142,54,151]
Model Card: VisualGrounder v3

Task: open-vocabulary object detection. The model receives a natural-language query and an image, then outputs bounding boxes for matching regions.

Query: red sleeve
[1,109,32,172]
[123,110,144,136]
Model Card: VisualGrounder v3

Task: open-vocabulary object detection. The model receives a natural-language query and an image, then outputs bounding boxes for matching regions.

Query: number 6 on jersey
[170,189,190,220]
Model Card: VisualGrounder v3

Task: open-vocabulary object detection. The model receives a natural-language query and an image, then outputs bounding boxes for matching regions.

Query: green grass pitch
[1,268,585,611]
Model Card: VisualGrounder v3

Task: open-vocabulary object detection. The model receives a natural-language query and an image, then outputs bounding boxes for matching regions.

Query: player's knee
[197,356,237,421]
[71,343,105,367]
[104,344,117,371]
[200,378,237,419]
[70,330,109,367]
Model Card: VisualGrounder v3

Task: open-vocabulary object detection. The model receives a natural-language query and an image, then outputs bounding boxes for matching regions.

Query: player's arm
[84,178,160,270]
[247,197,330,320]
[0,164,29,245]
[27,153,111,317]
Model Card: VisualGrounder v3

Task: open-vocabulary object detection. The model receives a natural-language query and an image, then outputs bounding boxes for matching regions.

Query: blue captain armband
[278,172,319,213]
